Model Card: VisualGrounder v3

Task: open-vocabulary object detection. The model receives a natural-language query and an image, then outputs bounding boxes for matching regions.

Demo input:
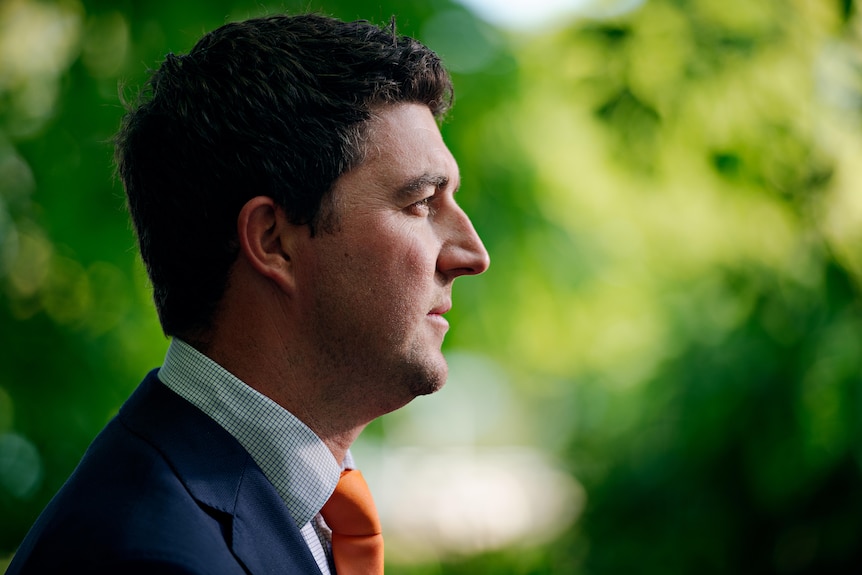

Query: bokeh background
[3,0,862,572]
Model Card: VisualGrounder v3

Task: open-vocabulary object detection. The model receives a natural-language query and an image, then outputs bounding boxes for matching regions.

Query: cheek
[382,231,436,289]
[332,217,440,305]
[360,219,435,270]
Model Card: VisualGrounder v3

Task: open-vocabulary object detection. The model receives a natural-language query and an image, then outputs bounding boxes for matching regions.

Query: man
[8,13,489,575]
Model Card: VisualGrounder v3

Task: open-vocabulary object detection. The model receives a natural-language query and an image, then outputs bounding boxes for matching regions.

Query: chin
[375,369,445,416]
[405,360,448,397]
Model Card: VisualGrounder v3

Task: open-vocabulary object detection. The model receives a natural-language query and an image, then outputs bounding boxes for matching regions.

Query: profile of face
[291,103,490,414]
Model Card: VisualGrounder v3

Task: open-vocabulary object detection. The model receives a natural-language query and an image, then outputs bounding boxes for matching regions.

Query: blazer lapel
[120,371,323,575]
[231,460,323,574]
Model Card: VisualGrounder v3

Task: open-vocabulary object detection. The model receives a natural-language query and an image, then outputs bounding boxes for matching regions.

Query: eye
[406,195,436,216]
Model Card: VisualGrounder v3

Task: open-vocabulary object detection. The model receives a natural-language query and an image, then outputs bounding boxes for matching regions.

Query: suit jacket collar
[120,370,323,575]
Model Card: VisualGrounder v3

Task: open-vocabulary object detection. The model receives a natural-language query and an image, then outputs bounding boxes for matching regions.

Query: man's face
[292,103,489,414]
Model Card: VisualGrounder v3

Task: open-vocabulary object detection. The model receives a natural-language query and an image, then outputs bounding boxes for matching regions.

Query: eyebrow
[396,173,457,200]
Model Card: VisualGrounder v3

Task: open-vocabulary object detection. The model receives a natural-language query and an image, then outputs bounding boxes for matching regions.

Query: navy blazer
[7,370,323,574]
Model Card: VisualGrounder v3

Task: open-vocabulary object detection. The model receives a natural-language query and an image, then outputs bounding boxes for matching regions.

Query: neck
[201,320,373,466]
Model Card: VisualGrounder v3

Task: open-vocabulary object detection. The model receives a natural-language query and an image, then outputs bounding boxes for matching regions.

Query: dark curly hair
[115,14,453,339]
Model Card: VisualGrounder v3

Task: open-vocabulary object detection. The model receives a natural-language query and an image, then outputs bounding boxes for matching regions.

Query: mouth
[428,302,451,316]
[427,302,451,331]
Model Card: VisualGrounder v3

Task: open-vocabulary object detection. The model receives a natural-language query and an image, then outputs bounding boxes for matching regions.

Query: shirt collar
[158,338,344,527]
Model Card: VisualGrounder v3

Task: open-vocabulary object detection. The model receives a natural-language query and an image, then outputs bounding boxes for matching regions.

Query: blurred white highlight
[455,0,647,30]
[376,447,583,562]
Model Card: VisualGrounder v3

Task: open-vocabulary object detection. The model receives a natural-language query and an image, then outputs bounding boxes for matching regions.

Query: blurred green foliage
[3,0,862,573]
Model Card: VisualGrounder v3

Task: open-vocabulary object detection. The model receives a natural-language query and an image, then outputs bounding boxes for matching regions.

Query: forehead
[355,103,459,185]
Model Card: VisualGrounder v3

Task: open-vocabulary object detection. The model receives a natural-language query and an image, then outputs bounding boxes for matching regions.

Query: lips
[428,302,451,316]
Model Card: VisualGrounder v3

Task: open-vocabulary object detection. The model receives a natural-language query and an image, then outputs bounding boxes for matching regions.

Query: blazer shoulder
[9,372,322,575]
[8,375,247,574]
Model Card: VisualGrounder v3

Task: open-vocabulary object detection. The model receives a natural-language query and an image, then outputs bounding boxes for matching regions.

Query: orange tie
[320,469,384,575]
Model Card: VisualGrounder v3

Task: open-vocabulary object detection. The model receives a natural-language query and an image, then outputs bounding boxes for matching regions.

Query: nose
[437,204,490,279]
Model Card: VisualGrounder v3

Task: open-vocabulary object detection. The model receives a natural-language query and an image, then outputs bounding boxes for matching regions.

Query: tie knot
[321,469,382,537]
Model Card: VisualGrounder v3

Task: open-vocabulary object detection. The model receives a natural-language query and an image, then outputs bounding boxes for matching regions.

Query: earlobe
[237,196,295,293]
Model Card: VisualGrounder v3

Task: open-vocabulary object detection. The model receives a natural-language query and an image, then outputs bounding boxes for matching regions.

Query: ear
[237,196,297,294]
